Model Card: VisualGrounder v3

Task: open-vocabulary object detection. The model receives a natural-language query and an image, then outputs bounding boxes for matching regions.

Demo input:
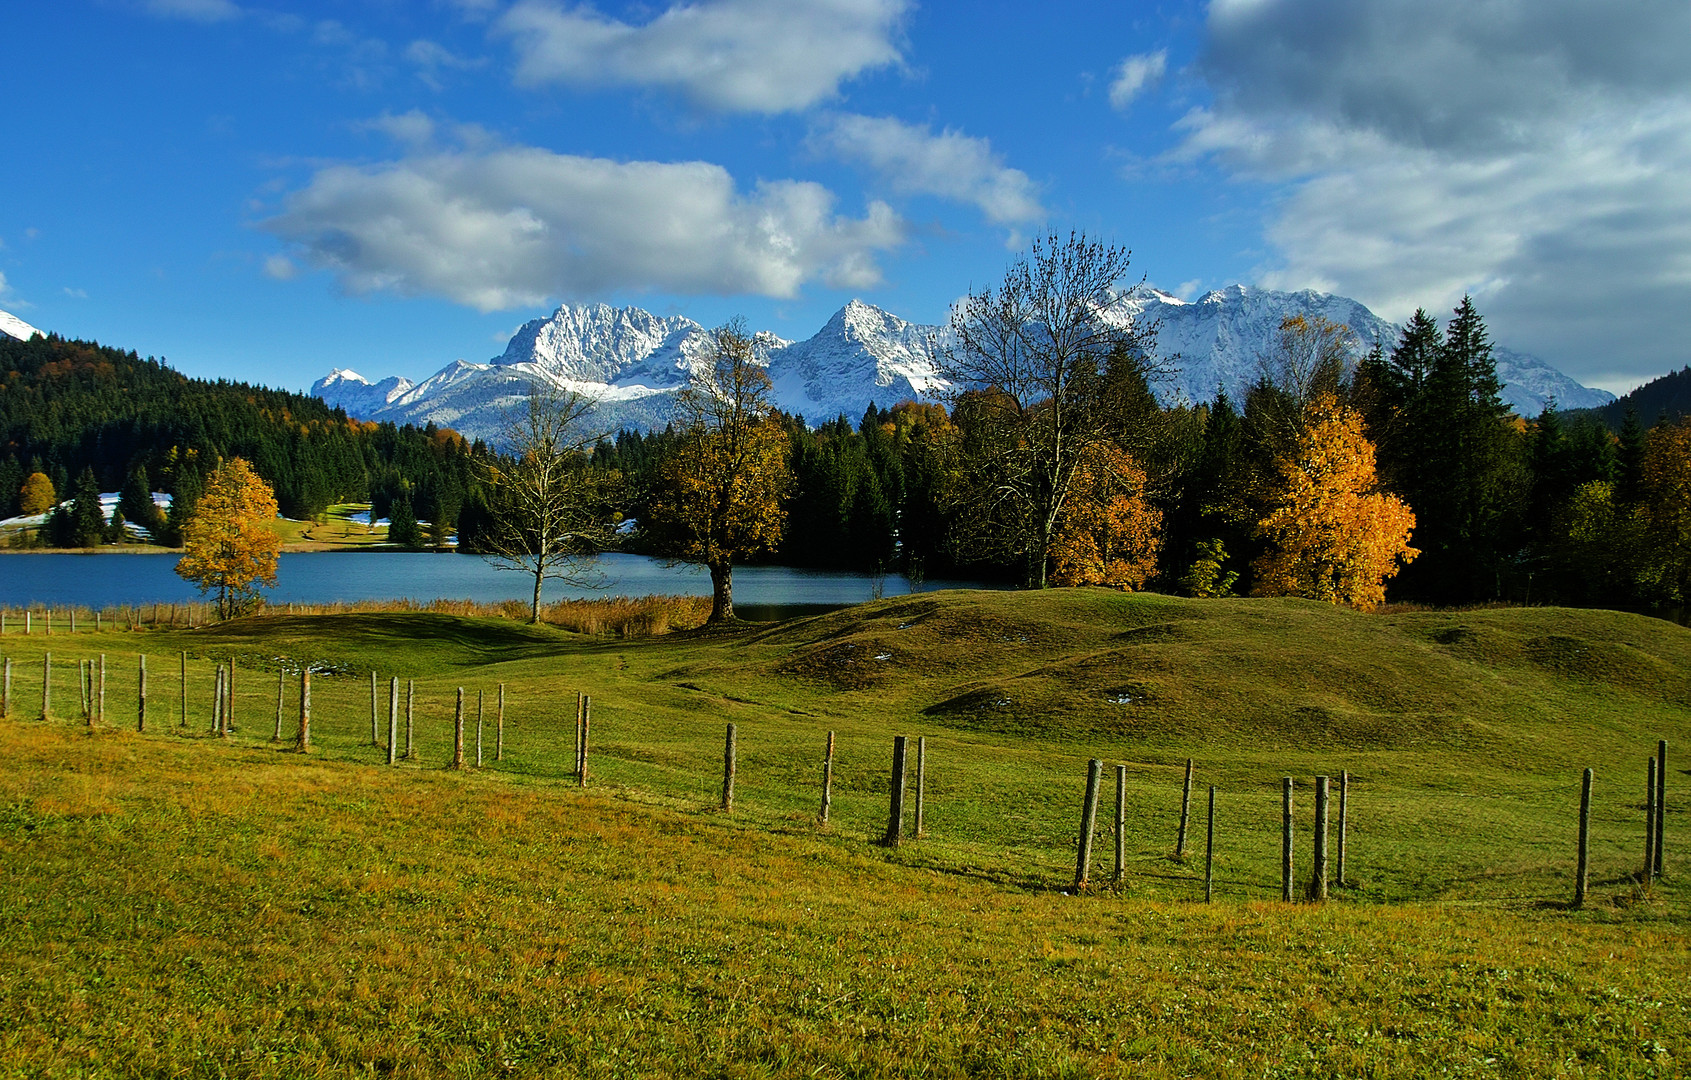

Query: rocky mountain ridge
[313,287,1611,443]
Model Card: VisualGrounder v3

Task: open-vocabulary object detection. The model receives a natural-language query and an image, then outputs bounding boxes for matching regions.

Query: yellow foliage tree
[647,320,791,622]
[1638,417,1691,603]
[1050,443,1162,589]
[18,472,56,516]
[175,457,282,618]
[1252,393,1417,611]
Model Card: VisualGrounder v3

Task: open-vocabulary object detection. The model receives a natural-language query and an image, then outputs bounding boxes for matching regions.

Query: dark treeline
[12,310,1690,615]
[604,297,1688,612]
[0,334,490,545]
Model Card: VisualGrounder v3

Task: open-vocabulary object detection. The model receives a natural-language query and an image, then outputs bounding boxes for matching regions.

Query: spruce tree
[1394,297,1525,602]
[67,467,106,547]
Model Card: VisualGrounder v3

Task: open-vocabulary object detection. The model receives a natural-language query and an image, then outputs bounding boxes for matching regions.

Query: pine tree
[1390,297,1525,603]
[66,467,106,548]
[118,463,167,541]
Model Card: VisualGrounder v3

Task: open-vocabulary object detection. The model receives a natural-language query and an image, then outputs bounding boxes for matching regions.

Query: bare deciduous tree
[932,231,1167,586]
[481,380,616,623]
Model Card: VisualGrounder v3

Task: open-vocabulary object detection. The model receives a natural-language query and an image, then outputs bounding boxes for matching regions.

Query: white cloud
[264,142,904,310]
[263,255,299,281]
[813,114,1044,225]
[1109,50,1166,110]
[405,39,485,88]
[1178,0,1691,386]
[61,287,89,299]
[142,0,240,22]
[493,0,908,113]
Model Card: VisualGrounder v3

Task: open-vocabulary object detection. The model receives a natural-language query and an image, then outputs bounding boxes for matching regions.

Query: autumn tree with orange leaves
[647,320,791,623]
[1050,443,1161,589]
[1252,393,1417,610]
[175,457,283,618]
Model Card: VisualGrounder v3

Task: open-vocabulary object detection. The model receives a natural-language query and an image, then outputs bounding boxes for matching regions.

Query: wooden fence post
[226,662,235,732]
[1114,763,1127,887]
[80,660,90,723]
[1656,740,1667,878]
[387,677,399,766]
[2,657,9,718]
[1205,785,1216,903]
[1282,777,1294,903]
[41,651,50,719]
[405,680,415,760]
[137,654,146,732]
[914,736,927,839]
[453,688,465,770]
[273,670,284,742]
[884,735,908,847]
[476,690,484,768]
[1337,769,1349,889]
[1646,756,1658,883]
[578,695,591,786]
[721,723,736,811]
[1177,757,1194,858]
[212,666,224,736]
[819,730,835,823]
[496,684,505,762]
[296,669,310,751]
[1074,759,1102,891]
[574,692,583,782]
[1311,775,1329,902]
[1575,767,1593,908]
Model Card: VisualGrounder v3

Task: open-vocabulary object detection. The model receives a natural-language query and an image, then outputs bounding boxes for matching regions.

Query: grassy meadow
[1,589,1689,1076]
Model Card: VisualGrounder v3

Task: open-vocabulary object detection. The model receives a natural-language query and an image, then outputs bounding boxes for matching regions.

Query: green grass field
[2,590,1689,1076]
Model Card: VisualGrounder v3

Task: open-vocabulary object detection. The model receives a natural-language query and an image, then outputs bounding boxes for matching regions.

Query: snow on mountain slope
[1118,285,1399,404]
[313,290,1614,442]
[766,299,947,423]
[313,369,417,417]
[1493,348,1615,412]
[0,308,43,342]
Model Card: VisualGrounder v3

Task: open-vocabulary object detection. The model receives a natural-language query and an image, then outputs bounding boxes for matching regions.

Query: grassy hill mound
[2,591,1690,1075]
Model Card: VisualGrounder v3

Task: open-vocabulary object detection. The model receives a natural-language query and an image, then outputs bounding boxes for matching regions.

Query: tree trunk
[708,560,734,623]
[530,564,544,624]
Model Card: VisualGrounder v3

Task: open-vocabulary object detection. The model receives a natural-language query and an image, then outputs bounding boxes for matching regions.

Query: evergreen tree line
[1,334,490,546]
[601,297,1688,612]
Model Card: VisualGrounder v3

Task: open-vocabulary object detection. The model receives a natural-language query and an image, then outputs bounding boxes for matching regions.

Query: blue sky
[3,1,1688,396]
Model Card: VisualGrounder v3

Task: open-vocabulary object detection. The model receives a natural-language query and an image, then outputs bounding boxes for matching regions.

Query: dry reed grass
[3,593,714,638]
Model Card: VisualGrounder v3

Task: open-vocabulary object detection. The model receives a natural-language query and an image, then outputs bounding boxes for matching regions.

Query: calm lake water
[0,551,994,619]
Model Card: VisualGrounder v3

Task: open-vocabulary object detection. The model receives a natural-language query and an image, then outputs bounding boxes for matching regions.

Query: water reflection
[0,551,996,619]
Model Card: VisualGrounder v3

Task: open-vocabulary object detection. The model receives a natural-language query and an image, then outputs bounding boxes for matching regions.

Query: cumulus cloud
[493,0,908,113]
[141,0,241,22]
[1178,0,1691,388]
[263,141,904,310]
[1109,50,1166,110]
[813,114,1044,225]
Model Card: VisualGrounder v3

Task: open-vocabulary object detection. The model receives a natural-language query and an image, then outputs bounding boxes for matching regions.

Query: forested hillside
[0,334,487,533]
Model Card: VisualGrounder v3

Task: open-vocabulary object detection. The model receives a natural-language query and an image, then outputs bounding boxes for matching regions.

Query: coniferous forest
[6,307,1690,616]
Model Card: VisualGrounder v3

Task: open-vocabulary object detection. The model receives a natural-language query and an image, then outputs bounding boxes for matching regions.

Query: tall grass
[0,594,713,639]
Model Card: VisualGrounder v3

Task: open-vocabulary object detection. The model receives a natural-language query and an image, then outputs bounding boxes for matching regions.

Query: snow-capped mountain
[313,289,1613,443]
[0,308,43,342]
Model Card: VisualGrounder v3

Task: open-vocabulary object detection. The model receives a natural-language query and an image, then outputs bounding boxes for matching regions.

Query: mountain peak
[0,308,44,342]
[310,285,1614,439]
